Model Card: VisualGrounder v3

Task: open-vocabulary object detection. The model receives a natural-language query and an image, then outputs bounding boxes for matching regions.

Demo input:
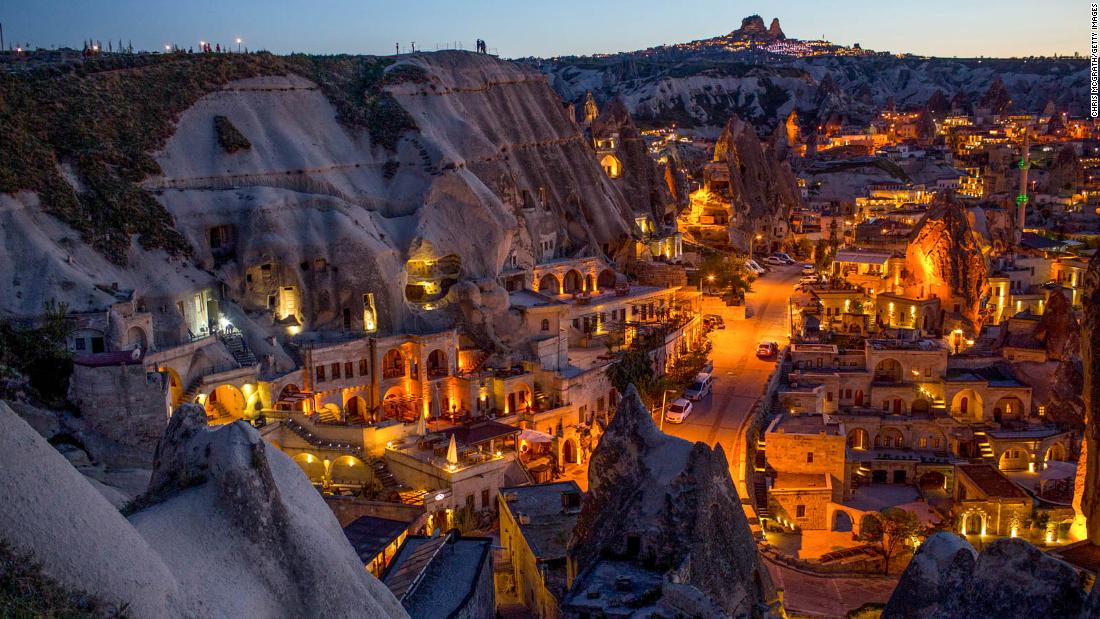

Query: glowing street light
[236,37,242,53]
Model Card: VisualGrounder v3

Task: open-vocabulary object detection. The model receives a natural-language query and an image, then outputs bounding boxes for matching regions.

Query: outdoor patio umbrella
[446,433,458,465]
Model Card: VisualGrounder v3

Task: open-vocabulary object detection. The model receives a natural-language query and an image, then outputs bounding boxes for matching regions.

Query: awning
[518,429,555,443]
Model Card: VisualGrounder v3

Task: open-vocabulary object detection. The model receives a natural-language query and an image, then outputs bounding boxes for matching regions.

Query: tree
[858,507,922,575]
[814,238,834,271]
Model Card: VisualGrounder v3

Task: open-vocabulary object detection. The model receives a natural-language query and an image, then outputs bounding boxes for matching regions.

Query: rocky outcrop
[590,98,676,230]
[711,116,801,253]
[904,202,989,330]
[0,400,407,618]
[568,386,777,616]
[883,534,1088,619]
[1035,289,1081,360]
[1075,251,1100,544]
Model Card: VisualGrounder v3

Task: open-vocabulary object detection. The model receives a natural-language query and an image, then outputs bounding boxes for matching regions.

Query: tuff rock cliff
[0,51,666,364]
[904,202,990,331]
[1074,251,1100,544]
[0,401,407,617]
[711,116,801,253]
[568,386,778,617]
[882,533,1092,619]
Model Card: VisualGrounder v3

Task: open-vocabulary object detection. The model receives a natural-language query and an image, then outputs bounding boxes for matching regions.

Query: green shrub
[0,539,125,617]
[213,115,250,153]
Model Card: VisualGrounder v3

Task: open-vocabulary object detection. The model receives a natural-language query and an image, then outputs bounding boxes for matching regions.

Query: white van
[683,372,713,401]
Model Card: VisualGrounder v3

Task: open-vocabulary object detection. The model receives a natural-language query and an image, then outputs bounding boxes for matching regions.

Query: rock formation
[589,98,677,233]
[1074,251,1100,543]
[904,202,990,331]
[882,534,1088,618]
[0,401,407,617]
[1,51,663,370]
[568,386,777,616]
[711,116,801,253]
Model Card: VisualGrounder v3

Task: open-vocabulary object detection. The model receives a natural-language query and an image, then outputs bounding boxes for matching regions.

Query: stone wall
[68,363,170,462]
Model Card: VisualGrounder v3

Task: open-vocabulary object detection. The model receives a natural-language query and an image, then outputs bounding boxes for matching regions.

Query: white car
[801,263,816,274]
[664,398,694,423]
[683,373,713,401]
[745,259,766,275]
[773,252,796,265]
[764,256,787,266]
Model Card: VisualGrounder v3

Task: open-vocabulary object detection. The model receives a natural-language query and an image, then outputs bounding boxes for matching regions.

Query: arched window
[541,318,550,331]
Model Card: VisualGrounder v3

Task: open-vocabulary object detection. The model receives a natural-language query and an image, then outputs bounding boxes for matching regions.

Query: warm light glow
[707,274,716,282]
[1010,526,1018,538]
[435,493,445,501]
[287,325,301,336]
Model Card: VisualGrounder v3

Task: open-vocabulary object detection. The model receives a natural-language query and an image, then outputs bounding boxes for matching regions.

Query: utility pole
[1,23,5,52]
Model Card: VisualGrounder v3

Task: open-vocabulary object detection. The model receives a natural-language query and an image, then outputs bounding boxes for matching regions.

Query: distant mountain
[531,17,1088,135]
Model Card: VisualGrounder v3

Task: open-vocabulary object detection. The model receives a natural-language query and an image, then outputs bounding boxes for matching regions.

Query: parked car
[801,263,816,274]
[764,256,787,266]
[664,398,694,423]
[756,341,779,358]
[745,259,766,275]
[683,372,714,401]
[774,252,796,264]
[799,274,821,285]
[703,314,725,329]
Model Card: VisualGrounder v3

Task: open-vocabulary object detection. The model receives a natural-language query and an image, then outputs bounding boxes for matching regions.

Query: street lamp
[236,37,242,53]
[658,388,677,432]
[749,233,763,259]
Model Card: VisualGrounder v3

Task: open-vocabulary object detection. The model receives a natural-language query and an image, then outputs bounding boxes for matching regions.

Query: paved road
[661,262,801,487]
[662,264,900,618]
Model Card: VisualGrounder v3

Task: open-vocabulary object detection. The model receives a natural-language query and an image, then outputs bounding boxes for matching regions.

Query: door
[855,390,864,406]
[893,399,902,415]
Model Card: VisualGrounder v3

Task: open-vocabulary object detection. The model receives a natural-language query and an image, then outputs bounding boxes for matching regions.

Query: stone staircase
[975,430,995,461]
[208,400,231,421]
[220,330,257,367]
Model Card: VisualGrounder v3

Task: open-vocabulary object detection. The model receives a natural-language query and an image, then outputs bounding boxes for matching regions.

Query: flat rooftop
[501,481,582,560]
[772,414,841,436]
[957,464,1029,499]
[508,289,563,308]
[562,558,663,615]
[773,472,831,490]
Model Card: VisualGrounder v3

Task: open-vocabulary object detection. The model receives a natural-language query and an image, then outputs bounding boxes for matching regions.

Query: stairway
[181,378,203,405]
[752,478,770,518]
[371,457,399,490]
[221,330,257,367]
[317,406,340,424]
[208,400,231,421]
[975,431,995,461]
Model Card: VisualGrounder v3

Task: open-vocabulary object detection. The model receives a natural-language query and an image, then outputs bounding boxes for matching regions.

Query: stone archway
[832,510,854,532]
[206,384,246,424]
[538,273,562,295]
[329,455,370,486]
[160,366,184,408]
[993,396,1025,422]
[951,389,983,420]
[562,438,578,465]
[126,326,148,351]
[961,510,987,536]
[998,446,1030,471]
[345,395,369,424]
[427,349,448,379]
[1045,442,1068,463]
[911,398,931,415]
[292,452,325,484]
[847,428,870,450]
[563,269,583,294]
[854,389,865,406]
[382,349,406,379]
[600,154,622,179]
[874,358,903,383]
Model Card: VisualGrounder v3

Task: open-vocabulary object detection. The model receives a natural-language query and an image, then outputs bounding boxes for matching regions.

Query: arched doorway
[951,389,983,420]
[206,384,246,424]
[563,270,583,294]
[160,366,184,408]
[847,428,870,450]
[874,359,903,383]
[292,453,325,484]
[382,349,406,379]
[383,386,414,422]
[998,447,1030,471]
[538,273,561,295]
[562,439,577,465]
[854,389,865,406]
[911,398,931,415]
[892,398,903,415]
[276,384,305,412]
[597,269,617,290]
[1045,443,1068,463]
[962,511,985,536]
[600,154,622,179]
[345,395,369,424]
[993,397,1024,422]
[584,274,595,293]
[126,326,148,351]
[832,510,854,532]
[329,455,370,486]
[427,349,448,379]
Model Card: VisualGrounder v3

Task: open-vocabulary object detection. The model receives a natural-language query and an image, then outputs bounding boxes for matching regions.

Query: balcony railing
[382,367,404,380]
